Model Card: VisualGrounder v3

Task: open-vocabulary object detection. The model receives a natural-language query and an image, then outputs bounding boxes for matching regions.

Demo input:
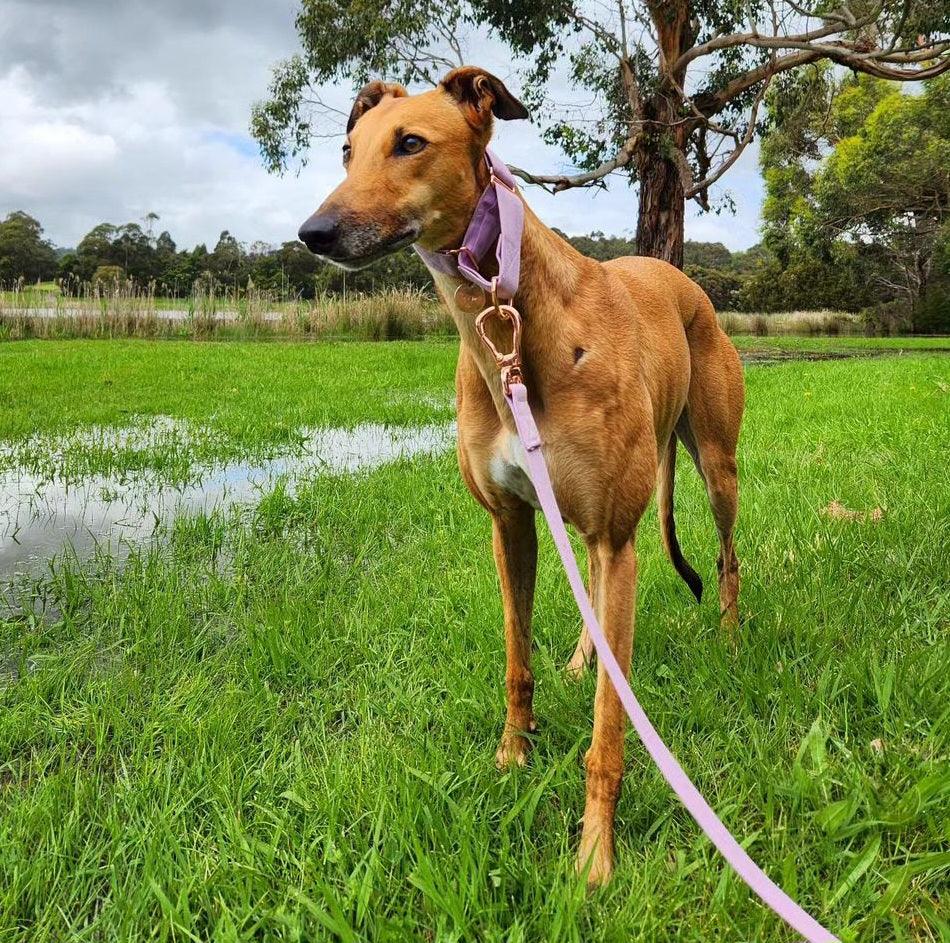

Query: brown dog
[299,66,744,885]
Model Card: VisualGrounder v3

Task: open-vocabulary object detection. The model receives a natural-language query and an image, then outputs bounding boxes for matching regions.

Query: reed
[2,279,880,342]
[717,309,863,337]
[0,279,453,342]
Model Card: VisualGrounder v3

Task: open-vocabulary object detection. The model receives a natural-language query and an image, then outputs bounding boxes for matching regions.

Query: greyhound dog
[298,66,744,885]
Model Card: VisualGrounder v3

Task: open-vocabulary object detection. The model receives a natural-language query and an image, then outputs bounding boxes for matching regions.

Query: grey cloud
[1,0,297,122]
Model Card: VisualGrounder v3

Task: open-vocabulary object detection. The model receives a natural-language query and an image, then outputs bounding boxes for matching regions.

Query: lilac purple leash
[424,148,840,942]
[504,382,837,943]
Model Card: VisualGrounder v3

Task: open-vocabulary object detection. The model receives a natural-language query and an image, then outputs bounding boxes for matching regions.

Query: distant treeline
[0,210,945,328]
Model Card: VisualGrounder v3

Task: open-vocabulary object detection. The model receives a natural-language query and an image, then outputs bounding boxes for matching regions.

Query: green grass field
[1,339,948,941]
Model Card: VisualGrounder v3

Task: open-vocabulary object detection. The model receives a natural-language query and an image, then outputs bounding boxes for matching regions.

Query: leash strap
[414,149,523,298]
[503,380,839,943]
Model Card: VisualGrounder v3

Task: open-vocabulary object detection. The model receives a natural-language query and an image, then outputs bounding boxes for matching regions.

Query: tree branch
[674,2,950,94]
[811,44,950,80]
[508,135,641,192]
[430,16,466,67]
[686,78,769,199]
[672,16,853,72]
[694,49,821,116]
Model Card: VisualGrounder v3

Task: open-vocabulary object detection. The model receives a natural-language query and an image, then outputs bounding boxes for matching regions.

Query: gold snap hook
[474,300,523,395]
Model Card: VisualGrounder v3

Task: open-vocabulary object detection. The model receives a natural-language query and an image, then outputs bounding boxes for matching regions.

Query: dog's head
[297,67,528,268]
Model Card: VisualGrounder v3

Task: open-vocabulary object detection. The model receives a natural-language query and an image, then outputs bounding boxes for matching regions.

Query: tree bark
[635,147,686,269]
[636,0,693,270]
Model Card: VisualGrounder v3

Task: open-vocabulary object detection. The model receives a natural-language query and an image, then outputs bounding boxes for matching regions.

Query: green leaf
[815,796,858,836]
[882,769,950,827]
[828,833,881,908]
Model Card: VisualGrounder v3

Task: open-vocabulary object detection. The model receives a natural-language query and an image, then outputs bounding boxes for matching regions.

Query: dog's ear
[346,81,408,133]
[440,67,529,129]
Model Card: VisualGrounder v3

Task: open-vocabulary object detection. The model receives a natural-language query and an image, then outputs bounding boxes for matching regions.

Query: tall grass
[0,347,947,940]
[0,279,902,341]
[717,309,863,336]
[0,280,454,342]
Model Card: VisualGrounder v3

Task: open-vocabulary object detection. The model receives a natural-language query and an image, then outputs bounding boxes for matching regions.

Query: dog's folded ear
[440,67,529,129]
[347,81,409,133]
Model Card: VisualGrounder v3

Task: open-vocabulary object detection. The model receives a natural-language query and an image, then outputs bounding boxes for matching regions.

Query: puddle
[739,347,950,366]
[1,421,456,594]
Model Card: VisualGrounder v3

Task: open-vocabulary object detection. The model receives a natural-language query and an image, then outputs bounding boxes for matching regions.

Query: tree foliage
[816,77,949,306]
[0,212,58,284]
[1,210,774,308]
[754,72,950,326]
[0,213,433,299]
[252,0,949,265]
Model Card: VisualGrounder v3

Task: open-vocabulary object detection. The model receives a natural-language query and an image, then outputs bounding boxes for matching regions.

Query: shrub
[860,300,913,336]
[686,265,745,311]
[92,264,125,287]
[913,280,950,334]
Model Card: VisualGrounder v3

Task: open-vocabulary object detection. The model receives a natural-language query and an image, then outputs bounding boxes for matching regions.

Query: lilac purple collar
[414,148,524,300]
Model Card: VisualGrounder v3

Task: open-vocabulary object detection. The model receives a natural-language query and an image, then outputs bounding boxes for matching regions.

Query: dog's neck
[425,194,592,417]
[516,202,589,323]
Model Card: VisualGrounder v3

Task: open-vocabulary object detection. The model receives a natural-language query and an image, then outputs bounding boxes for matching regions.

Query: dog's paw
[495,731,532,770]
[576,828,614,887]
[719,606,740,650]
[564,651,589,681]
[565,628,594,680]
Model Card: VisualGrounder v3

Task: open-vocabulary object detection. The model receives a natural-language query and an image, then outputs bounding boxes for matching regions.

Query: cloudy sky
[0,0,765,252]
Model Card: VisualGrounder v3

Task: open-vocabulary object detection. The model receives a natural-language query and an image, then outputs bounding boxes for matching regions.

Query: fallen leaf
[823,500,884,523]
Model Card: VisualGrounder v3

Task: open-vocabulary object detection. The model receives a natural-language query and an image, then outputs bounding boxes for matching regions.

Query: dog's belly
[488,432,539,508]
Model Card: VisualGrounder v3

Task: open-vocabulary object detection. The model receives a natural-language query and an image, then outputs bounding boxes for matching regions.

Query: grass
[0,340,457,481]
[1,337,944,483]
[730,335,950,352]
[0,341,948,941]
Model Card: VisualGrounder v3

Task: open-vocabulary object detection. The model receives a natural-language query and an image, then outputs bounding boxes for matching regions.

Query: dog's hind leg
[682,299,744,628]
[577,538,637,886]
[492,504,539,769]
[565,549,599,679]
[703,444,740,628]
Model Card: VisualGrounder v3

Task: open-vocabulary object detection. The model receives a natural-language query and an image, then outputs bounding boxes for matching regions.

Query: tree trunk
[637,1,695,270]
[635,144,686,269]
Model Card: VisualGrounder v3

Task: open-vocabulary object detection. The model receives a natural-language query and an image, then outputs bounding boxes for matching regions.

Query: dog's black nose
[298,213,339,254]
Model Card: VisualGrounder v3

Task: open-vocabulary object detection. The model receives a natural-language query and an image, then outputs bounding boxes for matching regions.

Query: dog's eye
[342,143,351,165]
[395,134,427,156]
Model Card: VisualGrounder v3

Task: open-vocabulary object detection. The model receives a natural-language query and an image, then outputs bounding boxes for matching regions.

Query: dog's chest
[489,432,539,508]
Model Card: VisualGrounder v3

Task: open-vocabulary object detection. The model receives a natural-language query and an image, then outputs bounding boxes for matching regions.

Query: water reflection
[1,421,455,588]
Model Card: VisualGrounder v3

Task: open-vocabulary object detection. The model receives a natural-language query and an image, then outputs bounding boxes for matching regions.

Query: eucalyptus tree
[253,0,949,267]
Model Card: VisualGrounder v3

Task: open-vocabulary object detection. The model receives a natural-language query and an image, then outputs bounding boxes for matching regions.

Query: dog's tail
[657,433,703,603]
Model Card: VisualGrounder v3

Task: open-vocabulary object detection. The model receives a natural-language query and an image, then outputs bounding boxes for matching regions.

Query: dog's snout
[298,212,339,255]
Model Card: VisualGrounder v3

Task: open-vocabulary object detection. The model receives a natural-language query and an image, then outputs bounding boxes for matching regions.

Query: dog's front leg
[577,539,637,886]
[491,504,538,769]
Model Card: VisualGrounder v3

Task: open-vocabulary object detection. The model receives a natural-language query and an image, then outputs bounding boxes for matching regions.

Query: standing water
[0,419,456,590]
